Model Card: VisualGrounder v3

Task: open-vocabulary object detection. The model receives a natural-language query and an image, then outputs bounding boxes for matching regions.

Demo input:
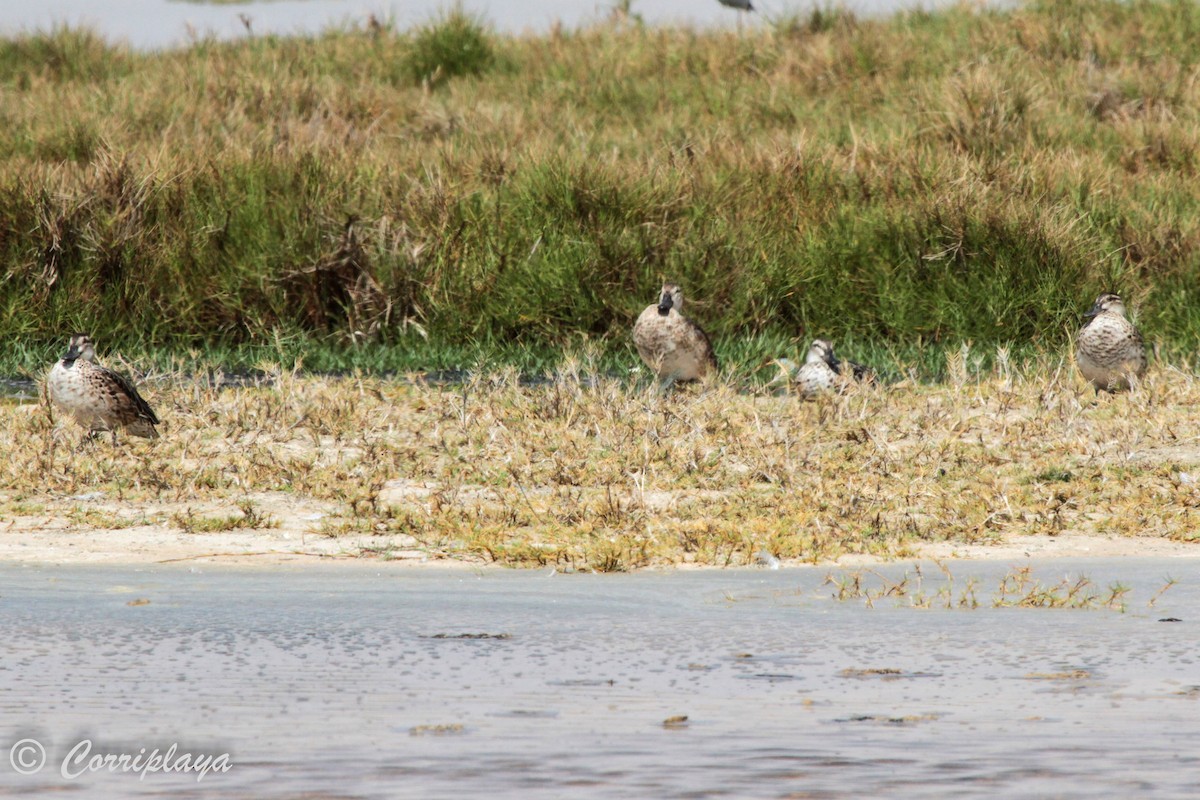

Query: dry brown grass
[3,352,1200,569]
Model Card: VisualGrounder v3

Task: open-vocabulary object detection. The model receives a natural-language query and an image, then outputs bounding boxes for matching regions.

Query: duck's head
[63,333,95,364]
[806,339,836,366]
[657,282,683,316]
[1084,293,1126,320]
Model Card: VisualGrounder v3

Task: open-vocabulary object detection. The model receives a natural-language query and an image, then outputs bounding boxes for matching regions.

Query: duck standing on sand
[1075,293,1146,393]
[47,334,160,443]
[633,282,718,388]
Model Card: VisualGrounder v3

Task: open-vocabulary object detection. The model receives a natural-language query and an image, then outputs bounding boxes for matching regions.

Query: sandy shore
[5,471,1196,569]
[0,490,455,568]
[2,500,1196,568]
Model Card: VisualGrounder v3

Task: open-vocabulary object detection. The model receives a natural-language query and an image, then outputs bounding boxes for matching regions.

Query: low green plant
[403,7,495,86]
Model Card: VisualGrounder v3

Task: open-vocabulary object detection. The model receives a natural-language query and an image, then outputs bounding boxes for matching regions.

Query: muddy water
[0,560,1197,798]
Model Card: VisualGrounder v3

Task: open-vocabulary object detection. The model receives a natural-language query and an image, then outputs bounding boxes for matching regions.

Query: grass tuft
[829,562,1134,611]
[403,7,496,87]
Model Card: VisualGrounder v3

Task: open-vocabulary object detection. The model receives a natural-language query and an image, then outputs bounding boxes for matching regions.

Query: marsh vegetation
[2,1,1200,376]
[5,3,1200,567]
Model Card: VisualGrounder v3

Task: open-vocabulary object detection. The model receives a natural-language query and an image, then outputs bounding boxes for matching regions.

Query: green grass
[403,8,497,86]
[3,2,1200,375]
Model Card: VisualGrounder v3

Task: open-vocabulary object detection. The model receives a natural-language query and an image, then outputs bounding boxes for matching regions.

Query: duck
[792,339,875,399]
[1075,293,1146,393]
[47,334,160,443]
[633,282,718,388]
[794,339,841,399]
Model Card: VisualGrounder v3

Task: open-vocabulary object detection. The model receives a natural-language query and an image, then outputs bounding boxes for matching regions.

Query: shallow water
[0,559,1197,797]
[0,0,994,50]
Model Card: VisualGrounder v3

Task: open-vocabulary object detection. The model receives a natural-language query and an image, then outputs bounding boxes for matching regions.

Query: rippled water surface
[0,0,993,49]
[0,560,1197,797]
